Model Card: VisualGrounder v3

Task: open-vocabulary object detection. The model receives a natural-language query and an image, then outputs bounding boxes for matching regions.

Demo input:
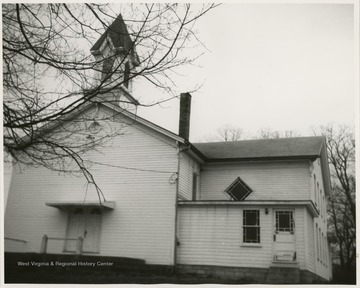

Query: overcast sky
[134,3,356,142]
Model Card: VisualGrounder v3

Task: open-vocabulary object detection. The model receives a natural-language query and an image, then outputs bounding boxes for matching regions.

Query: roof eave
[203,155,319,163]
[101,102,186,144]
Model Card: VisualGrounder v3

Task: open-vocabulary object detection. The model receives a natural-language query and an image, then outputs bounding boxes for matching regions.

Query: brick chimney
[178,93,192,140]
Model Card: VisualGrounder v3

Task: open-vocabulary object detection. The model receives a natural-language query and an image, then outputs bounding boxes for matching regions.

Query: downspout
[173,142,191,275]
[173,144,180,275]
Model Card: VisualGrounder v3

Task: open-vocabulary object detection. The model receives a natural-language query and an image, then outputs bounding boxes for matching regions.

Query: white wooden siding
[311,158,331,280]
[177,205,306,269]
[305,210,316,272]
[4,105,178,265]
[294,207,305,269]
[200,161,310,201]
[178,153,200,200]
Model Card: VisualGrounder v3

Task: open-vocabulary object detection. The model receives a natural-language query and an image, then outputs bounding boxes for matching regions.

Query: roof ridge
[193,136,325,160]
[194,135,324,145]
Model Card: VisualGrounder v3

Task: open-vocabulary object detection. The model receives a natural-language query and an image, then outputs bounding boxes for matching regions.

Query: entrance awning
[46,201,115,210]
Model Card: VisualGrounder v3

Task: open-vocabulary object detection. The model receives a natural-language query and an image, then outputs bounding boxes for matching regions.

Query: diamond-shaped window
[225,177,253,201]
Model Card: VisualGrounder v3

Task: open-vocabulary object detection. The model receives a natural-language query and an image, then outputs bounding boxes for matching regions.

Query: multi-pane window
[319,227,322,263]
[325,236,328,266]
[317,183,320,208]
[192,173,198,200]
[319,189,322,216]
[316,224,319,261]
[225,177,253,201]
[314,175,317,206]
[275,211,294,233]
[243,210,260,243]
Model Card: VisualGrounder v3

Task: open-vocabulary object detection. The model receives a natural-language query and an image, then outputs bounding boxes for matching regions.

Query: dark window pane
[278,214,290,229]
[243,227,260,243]
[244,210,259,226]
[192,173,197,200]
[225,177,253,201]
[276,211,294,232]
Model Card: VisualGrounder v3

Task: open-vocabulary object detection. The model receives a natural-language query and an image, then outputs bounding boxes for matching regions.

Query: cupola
[90,14,140,108]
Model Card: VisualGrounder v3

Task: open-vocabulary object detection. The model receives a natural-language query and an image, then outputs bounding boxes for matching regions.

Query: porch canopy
[45,201,115,210]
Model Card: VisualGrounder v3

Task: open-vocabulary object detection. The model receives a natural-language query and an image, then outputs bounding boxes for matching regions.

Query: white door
[65,208,86,252]
[82,208,102,253]
[273,210,296,262]
[65,207,101,253]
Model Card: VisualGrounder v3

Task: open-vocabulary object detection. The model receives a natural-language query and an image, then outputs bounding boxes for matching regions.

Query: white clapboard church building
[4,14,332,283]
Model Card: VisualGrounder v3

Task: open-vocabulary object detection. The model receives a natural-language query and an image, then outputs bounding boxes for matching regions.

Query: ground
[6,269,254,284]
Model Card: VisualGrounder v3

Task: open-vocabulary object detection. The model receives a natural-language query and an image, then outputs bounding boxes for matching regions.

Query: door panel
[82,208,102,253]
[64,207,101,253]
[65,208,85,252]
[273,210,296,262]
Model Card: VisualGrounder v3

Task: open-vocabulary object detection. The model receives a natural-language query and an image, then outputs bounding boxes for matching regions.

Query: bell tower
[90,14,139,108]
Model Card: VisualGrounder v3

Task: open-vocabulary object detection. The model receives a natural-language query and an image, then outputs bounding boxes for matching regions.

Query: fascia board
[178,200,319,217]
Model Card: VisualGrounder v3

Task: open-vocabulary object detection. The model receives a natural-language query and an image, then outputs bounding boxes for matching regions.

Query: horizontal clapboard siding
[311,159,331,280]
[306,210,316,272]
[4,106,178,265]
[178,153,200,200]
[294,207,306,269]
[178,205,307,269]
[178,205,273,268]
[200,161,310,201]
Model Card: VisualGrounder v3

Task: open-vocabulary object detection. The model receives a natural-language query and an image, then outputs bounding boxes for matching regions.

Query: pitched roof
[91,14,134,53]
[193,136,326,161]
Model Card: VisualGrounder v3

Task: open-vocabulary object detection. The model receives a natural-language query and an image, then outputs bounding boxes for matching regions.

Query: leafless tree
[3,3,218,198]
[314,124,356,273]
[256,127,300,139]
[216,124,244,141]
[200,124,245,142]
[203,125,300,142]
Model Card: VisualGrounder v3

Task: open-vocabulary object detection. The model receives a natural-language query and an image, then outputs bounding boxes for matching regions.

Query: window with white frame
[192,172,198,200]
[319,227,322,263]
[316,223,319,261]
[320,189,323,217]
[243,210,260,243]
[325,236,328,266]
[317,182,320,209]
[314,175,317,206]
[322,232,325,265]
